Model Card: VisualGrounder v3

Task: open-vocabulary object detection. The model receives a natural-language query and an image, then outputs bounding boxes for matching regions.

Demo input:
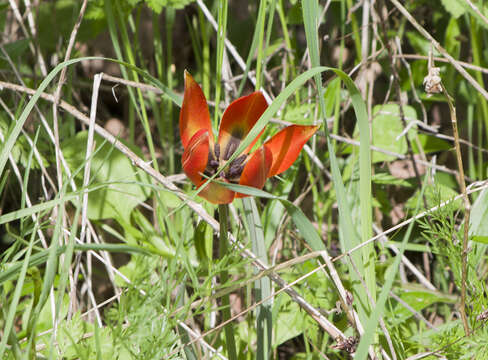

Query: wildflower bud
[423,67,442,95]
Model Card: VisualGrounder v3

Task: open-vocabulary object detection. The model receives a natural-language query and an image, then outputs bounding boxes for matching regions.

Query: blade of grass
[354,170,429,360]
[237,0,267,96]
[217,182,325,253]
[165,7,176,174]
[214,0,228,128]
[302,0,374,322]
[0,243,150,285]
[242,197,272,360]
[198,7,211,98]
[0,56,98,178]
[0,55,180,186]
[217,204,238,359]
[113,1,159,172]
[0,226,36,358]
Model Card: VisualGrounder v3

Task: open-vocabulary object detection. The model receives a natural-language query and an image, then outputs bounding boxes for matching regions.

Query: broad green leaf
[472,236,488,244]
[406,31,441,57]
[470,189,488,240]
[370,103,418,163]
[145,0,195,13]
[445,17,461,57]
[282,103,316,124]
[372,173,413,187]
[388,290,455,326]
[286,2,303,25]
[273,294,304,347]
[0,38,30,68]
[440,0,488,28]
[440,0,466,18]
[62,131,151,221]
[412,134,451,154]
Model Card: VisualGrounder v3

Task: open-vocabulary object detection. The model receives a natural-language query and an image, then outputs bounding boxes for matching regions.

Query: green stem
[214,0,228,128]
[277,0,299,104]
[166,8,175,174]
[218,204,238,359]
[255,0,267,90]
[346,0,362,62]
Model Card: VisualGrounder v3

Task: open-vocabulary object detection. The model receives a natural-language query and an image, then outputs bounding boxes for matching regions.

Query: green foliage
[370,103,418,163]
[2,0,488,358]
[62,131,151,222]
[470,189,488,244]
[144,0,195,13]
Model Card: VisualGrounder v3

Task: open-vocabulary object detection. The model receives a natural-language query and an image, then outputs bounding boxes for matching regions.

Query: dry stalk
[443,89,471,336]
[423,54,471,336]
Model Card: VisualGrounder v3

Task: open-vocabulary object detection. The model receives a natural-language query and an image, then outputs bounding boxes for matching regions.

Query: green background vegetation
[1,0,488,358]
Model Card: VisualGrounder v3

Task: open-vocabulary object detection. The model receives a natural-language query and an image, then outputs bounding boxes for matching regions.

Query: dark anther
[223,138,240,160]
[227,164,244,178]
[205,150,220,176]
[214,143,220,159]
[209,159,219,168]
[231,154,246,167]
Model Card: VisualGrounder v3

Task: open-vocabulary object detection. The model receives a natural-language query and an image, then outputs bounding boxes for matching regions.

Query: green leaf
[470,189,488,240]
[472,236,488,244]
[62,131,151,221]
[372,173,413,187]
[287,2,303,25]
[214,181,326,252]
[145,0,195,13]
[370,103,418,163]
[388,290,455,326]
[445,17,461,58]
[0,38,30,68]
[193,221,211,263]
[405,184,460,210]
[242,198,272,360]
[440,0,466,18]
[412,134,451,154]
[273,294,304,347]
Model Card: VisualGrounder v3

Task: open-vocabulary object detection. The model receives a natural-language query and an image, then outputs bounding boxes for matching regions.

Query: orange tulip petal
[217,92,268,159]
[264,125,319,177]
[182,129,210,187]
[179,71,213,149]
[236,146,273,198]
[198,181,236,204]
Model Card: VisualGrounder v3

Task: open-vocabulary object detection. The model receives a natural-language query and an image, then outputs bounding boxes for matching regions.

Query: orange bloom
[180,71,319,204]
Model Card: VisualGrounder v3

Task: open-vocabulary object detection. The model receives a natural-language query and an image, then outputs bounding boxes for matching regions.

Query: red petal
[179,71,213,149]
[182,129,235,204]
[217,92,267,159]
[264,125,319,177]
[198,181,236,204]
[236,146,273,198]
[182,129,210,186]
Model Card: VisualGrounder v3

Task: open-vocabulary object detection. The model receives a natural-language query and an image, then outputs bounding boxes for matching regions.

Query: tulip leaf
[215,181,325,252]
[303,0,373,333]
[242,197,272,360]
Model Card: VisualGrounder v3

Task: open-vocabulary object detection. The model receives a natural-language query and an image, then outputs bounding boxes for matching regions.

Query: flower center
[204,141,247,183]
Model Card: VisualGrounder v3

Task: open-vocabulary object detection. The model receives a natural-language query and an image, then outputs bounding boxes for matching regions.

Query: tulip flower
[180,71,319,204]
